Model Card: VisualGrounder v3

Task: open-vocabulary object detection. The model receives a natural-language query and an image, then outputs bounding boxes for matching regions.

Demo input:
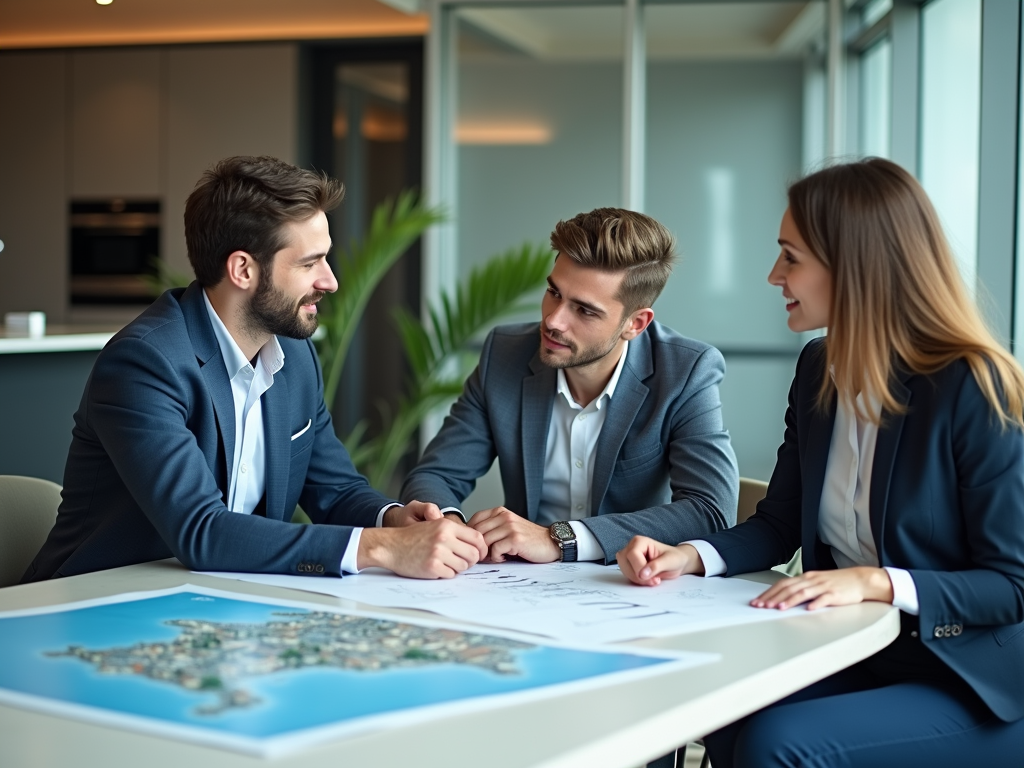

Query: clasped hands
[357,503,558,581]
[616,536,894,610]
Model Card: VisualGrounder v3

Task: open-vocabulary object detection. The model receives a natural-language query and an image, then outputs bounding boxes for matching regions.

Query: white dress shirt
[689,388,920,614]
[202,292,371,574]
[535,341,630,562]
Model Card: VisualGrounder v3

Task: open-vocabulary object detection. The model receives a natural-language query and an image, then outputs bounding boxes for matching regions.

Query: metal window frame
[975,0,1022,350]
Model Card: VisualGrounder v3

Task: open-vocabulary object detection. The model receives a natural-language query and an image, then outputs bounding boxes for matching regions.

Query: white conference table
[0,559,899,768]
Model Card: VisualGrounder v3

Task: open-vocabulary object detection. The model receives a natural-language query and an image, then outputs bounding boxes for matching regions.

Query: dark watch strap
[559,538,578,562]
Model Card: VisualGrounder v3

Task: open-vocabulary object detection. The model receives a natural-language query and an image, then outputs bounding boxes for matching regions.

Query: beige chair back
[0,475,62,587]
[737,477,769,524]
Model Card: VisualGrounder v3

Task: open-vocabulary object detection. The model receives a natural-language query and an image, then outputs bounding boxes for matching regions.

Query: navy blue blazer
[23,284,392,582]
[701,338,1024,722]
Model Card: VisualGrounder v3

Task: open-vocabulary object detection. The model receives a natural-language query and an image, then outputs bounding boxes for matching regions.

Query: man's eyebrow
[298,248,330,264]
[547,276,607,316]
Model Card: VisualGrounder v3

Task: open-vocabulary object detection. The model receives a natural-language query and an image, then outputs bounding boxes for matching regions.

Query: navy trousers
[703,618,1024,768]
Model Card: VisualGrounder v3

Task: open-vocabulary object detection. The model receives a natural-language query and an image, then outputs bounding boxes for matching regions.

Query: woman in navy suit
[617,158,1024,766]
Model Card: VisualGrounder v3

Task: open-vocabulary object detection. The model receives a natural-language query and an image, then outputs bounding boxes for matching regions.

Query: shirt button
[576,504,584,511]
[578,414,587,421]
[575,459,583,469]
[240,463,247,474]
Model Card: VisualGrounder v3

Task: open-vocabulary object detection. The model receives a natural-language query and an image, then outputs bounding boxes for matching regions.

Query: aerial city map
[49,610,531,716]
[0,586,705,756]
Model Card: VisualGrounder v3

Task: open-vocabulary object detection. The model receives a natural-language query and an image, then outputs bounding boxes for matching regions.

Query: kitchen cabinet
[70,49,163,199]
[0,51,69,322]
[0,43,299,318]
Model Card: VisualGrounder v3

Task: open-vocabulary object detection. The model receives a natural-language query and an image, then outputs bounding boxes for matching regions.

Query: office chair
[0,475,62,587]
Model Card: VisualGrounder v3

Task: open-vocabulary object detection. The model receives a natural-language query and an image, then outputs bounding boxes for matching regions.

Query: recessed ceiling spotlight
[96,0,113,5]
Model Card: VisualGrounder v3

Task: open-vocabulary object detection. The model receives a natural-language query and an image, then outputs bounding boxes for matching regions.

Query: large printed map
[0,585,712,756]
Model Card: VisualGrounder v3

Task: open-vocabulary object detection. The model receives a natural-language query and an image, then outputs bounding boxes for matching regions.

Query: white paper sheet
[198,562,813,644]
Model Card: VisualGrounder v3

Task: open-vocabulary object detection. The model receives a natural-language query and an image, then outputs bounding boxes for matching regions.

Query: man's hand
[383,501,443,527]
[467,507,560,563]
[357,518,488,578]
[616,537,705,586]
[750,567,894,611]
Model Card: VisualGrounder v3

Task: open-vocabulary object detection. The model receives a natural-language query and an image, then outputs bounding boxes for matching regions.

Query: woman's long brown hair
[788,158,1024,428]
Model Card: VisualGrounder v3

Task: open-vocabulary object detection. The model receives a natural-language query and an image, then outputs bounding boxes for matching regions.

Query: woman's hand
[751,567,894,611]
[616,537,706,586]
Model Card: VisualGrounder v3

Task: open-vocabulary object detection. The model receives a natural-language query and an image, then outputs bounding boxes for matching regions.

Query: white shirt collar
[555,339,629,411]
[202,289,285,379]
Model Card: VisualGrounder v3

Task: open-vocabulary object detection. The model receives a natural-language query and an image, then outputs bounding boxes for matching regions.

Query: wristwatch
[548,521,578,562]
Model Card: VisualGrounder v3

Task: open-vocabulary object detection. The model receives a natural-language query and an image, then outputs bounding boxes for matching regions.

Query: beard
[244,275,323,340]
[539,326,624,370]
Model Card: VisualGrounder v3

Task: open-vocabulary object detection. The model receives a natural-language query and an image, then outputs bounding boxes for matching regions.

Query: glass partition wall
[425,0,828,486]
[424,0,1024,487]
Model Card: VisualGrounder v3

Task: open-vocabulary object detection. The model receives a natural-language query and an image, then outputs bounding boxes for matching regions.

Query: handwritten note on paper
[197,562,808,644]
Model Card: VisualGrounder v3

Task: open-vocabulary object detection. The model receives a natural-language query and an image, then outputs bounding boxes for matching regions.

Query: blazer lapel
[181,284,236,491]
[261,369,290,521]
[591,337,650,516]
[802,378,836,571]
[869,372,912,565]
[522,351,555,521]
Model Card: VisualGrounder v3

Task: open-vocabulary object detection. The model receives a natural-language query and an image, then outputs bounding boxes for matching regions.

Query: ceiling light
[96,0,113,5]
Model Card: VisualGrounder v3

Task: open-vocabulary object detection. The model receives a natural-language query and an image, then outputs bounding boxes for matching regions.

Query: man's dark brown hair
[184,155,344,287]
[550,207,676,314]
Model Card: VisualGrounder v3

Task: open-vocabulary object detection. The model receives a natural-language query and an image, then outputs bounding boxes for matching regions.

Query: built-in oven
[70,199,161,305]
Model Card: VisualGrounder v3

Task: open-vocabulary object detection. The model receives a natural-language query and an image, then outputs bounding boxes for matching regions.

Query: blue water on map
[0,592,669,740]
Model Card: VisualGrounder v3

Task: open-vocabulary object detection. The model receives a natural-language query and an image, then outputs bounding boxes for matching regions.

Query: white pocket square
[290,419,312,441]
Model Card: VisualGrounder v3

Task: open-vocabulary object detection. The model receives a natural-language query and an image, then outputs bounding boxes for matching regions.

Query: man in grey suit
[401,208,738,565]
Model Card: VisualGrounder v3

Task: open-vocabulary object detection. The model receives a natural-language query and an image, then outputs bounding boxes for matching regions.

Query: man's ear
[224,250,258,291]
[621,308,654,340]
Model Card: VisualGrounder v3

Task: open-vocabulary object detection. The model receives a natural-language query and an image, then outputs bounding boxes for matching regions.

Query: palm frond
[317,191,445,409]
[393,243,553,388]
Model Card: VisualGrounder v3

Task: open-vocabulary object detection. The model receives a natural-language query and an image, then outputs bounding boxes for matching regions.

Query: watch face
[550,521,574,542]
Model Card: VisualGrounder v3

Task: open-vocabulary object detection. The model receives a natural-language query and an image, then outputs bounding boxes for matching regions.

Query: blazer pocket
[994,620,1024,647]
[615,445,665,476]
[290,419,312,441]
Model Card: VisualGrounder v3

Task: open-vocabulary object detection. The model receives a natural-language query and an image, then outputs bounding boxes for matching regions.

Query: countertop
[0,324,122,354]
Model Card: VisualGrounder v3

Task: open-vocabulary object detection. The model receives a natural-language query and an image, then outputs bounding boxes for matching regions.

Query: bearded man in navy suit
[401,208,739,565]
[24,156,486,583]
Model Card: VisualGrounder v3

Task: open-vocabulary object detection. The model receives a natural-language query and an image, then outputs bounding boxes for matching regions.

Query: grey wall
[645,60,805,482]
[457,58,622,277]
[454,56,805,484]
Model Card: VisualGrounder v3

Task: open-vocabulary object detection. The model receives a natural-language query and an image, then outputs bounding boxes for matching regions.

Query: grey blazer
[401,321,739,562]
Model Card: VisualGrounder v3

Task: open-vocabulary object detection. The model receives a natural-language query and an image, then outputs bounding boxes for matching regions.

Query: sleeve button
[315,564,325,574]
[952,624,963,636]
[934,627,944,638]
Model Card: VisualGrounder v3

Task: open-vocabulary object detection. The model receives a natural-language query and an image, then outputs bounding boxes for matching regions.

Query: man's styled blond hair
[550,208,676,314]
